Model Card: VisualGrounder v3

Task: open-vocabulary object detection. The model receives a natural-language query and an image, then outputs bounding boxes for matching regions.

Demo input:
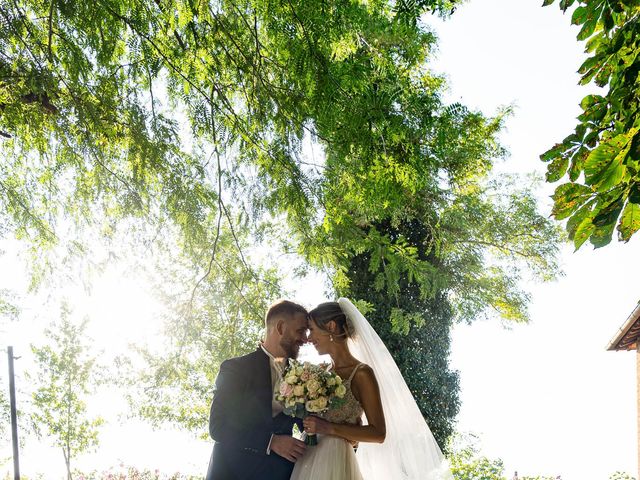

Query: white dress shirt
[260,344,286,454]
[260,344,285,417]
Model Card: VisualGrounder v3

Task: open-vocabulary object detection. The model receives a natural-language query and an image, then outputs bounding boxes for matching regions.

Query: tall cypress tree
[346,219,459,447]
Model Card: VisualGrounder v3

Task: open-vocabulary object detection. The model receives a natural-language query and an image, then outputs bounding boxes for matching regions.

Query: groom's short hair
[265,299,308,328]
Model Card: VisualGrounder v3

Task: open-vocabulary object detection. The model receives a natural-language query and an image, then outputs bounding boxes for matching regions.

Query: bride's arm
[304,365,386,443]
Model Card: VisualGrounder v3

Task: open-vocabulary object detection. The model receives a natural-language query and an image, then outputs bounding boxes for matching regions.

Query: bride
[291,298,453,480]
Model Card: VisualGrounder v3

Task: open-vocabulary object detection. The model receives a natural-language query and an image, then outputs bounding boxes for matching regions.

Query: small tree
[450,444,506,480]
[29,304,103,480]
[609,473,636,480]
[0,373,9,442]
[1,288,19,444]
[448,434,560,480]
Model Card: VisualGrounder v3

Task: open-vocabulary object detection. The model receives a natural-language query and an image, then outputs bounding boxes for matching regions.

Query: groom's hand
[270,435,306,462]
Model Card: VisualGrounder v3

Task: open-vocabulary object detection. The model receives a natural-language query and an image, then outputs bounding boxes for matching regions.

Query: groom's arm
[271,412,302,434]
[209,359,272,453]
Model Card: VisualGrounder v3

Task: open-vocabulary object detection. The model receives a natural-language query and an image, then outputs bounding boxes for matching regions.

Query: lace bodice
[322,364,364,425]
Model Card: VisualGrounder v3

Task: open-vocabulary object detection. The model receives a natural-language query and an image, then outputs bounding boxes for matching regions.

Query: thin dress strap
[347,363,364,382]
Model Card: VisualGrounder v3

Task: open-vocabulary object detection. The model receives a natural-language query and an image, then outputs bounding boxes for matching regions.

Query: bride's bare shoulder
[351,363,377,385]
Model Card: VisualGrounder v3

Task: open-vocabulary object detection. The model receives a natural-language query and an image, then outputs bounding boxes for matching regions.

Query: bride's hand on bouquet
[303,415,332,435]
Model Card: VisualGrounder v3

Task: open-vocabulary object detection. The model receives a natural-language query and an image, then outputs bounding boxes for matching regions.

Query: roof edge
[607,301,640,351]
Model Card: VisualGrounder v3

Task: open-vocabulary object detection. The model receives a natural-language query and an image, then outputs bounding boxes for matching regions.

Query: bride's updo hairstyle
[308,301,353,341]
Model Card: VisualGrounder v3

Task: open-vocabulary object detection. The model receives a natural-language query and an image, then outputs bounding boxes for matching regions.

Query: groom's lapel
[255,348,274,423]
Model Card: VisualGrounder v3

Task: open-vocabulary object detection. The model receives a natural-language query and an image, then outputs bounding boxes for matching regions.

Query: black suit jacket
[206,348,300,480]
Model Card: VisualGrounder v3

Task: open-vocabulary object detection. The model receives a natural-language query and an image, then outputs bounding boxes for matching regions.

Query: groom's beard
[280,335,303,359]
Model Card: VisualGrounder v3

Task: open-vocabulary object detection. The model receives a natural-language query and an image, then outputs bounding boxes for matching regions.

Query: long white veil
[338,298,453,480]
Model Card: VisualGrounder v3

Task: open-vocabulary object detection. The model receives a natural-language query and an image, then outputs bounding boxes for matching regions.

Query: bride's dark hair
[308,302,351,340]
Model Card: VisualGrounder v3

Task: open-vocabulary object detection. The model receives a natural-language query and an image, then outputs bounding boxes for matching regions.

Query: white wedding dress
[291,298,453,480]
[290,364,365,480]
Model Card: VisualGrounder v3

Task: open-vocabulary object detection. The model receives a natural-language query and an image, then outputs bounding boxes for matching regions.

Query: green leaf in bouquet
[329,394,346,410]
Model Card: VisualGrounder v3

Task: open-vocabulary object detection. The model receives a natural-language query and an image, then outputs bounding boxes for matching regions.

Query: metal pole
[8,346,20,480]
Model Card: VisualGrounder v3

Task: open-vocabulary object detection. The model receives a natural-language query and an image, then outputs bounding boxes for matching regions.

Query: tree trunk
[62,447,71,480]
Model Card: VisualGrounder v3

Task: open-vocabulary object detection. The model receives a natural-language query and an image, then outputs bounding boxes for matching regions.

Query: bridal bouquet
[276,359,347,445]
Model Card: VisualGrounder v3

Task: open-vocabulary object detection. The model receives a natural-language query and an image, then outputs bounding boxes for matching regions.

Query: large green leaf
[577,17,598,41]
[630,132,640,160]
[583,135,629,191]
[578,97,608,122]
[571,5,589,25]
[551,183,594,220]
[546,156,569,182]
[566,200,595,240]
[590,195,625,247]
[618,201,640,241]
[630,183,640,204]
[540,142,567,162]
[580,94,606,110]
[542,0,640,247]
[590,220,617,247]
[569,146,590,181]
[559,0,576,11]
[573,211,596,249]
[592,195,624,227]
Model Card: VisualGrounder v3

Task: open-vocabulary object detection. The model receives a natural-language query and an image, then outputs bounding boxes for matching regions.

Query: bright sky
[1,1,639,479]
[428,1,639,478]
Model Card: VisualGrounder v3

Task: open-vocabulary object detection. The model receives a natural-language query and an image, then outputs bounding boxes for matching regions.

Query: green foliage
[345,219,460,447]
[0,371,9,442]
[337,177,560,446]
[29,304,103,480]
[0,289,19,322]
[609,473,637,480]
[124,225,284,434]
[73,466,200,480]
[0,0,561,325]
[0,0,562,440]
[542,0,640,248]
[448,434,559,480]
[449,436,507,480]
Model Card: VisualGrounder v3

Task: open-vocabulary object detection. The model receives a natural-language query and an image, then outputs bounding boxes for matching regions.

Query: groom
[205,300,309,480]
